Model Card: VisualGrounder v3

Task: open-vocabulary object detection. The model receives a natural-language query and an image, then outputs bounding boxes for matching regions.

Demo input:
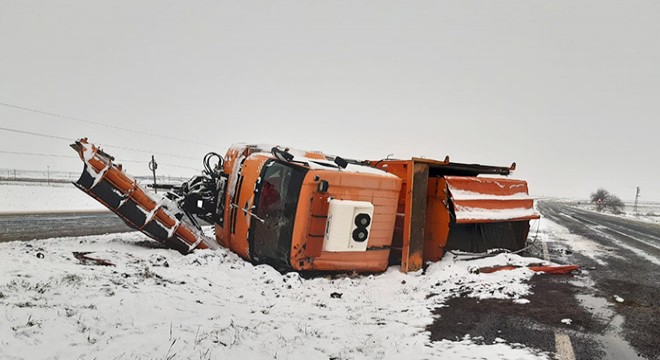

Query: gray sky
[1,1,659,201]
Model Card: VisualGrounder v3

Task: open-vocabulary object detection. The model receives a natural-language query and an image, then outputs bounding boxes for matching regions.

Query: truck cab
[217,144,402,272]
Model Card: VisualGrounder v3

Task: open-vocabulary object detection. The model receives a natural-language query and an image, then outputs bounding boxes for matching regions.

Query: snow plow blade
[444,176,539,254]
[445,176,539,224]
[478,265,579,274]
[70,138,217,253]
[368,158,540,272]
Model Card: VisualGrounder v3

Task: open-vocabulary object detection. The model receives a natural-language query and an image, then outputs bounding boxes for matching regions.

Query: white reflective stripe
[145,199,167,225]
[187,233,218,251]
[542,239,550,261]
[117,183,138,208]
[167,220,180,239]
[89,163,110,189]
[555,332,576,360]
[544,235,576,360]
[188,233,204,252]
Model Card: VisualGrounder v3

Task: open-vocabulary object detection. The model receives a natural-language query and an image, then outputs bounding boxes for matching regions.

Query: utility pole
[149,155,158,193]
[634,187,640,215]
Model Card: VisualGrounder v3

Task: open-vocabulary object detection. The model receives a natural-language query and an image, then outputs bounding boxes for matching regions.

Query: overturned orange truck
[71,139,539,273]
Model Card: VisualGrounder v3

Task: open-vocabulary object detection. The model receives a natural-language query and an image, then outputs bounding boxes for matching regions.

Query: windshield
[249,160,307,269]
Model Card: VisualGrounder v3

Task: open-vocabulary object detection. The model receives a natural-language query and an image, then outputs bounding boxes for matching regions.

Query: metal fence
[0,168,189,185]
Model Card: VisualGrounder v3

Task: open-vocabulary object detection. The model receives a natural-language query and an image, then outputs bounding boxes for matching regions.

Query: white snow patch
[536,218,617,266]
[614,295,624,303]
[228,144,396,178]
[0,233,549,360]
[454,206,540,222]
[568,202,660,225]
[561,318,572,325]
[449,189,532,201]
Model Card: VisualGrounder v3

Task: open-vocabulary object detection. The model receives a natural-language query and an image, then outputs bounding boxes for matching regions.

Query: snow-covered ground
[0,169,82,183]
[0,182,566,359]
[0,181,107,214]
[565,200,660,224]
[533,217,616,266]
[0,168,189,185]
[0,230,554,360]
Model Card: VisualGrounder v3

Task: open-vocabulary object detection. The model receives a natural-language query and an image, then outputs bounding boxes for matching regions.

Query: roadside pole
[149,155,158,193]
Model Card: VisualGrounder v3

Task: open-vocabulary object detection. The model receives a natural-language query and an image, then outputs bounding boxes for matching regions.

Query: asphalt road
[537,201,660,359]
[428,201,660,360]
[0,211,133,242]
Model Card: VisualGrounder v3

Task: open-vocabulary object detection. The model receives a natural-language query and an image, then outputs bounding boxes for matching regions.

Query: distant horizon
[1,166,654,204]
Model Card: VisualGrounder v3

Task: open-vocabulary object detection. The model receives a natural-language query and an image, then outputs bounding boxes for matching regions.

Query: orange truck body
[72,139,539,273]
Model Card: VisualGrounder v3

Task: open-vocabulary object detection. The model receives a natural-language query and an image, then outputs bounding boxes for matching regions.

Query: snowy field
[0,176,195,214]
[561,199,660,224]
[0,168,189,185]
[0,230,556,360]
[0,182,570,359]
[4,190,653,358]
[0,181,107,214]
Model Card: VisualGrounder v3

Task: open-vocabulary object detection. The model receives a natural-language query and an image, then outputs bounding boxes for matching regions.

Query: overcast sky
[1,1,658,201]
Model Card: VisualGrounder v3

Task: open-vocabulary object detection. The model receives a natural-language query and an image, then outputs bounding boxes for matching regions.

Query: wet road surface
[428,201,659,360]
[0,211,133,242]
[539,201,659,359]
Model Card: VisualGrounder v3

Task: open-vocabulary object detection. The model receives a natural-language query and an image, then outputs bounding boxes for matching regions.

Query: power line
[0,126,201,161]
[0,150,201,171]
[0,126,70,141]
[0,101,219,148]
[0,150,74,159]
[97,142,200,161]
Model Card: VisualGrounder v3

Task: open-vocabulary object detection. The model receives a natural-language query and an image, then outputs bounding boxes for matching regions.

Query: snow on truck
[71,138,539,273]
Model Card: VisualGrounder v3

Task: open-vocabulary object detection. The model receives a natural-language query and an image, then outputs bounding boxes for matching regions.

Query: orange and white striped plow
[70,138,217,253]
[445,176,540,224]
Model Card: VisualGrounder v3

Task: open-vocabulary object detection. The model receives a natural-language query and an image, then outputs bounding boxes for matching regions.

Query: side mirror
[271,147,294,162]
[334,156,348,169]
[318,180,329,193]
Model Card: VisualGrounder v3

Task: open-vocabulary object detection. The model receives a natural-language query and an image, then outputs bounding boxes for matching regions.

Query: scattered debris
[477,265,579,275]
[614,295,625,303]
[330,292,343,299]
[72,252,115,266]
[561,318,572,325]
[558,248,572,255]
[35,252,44,259]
